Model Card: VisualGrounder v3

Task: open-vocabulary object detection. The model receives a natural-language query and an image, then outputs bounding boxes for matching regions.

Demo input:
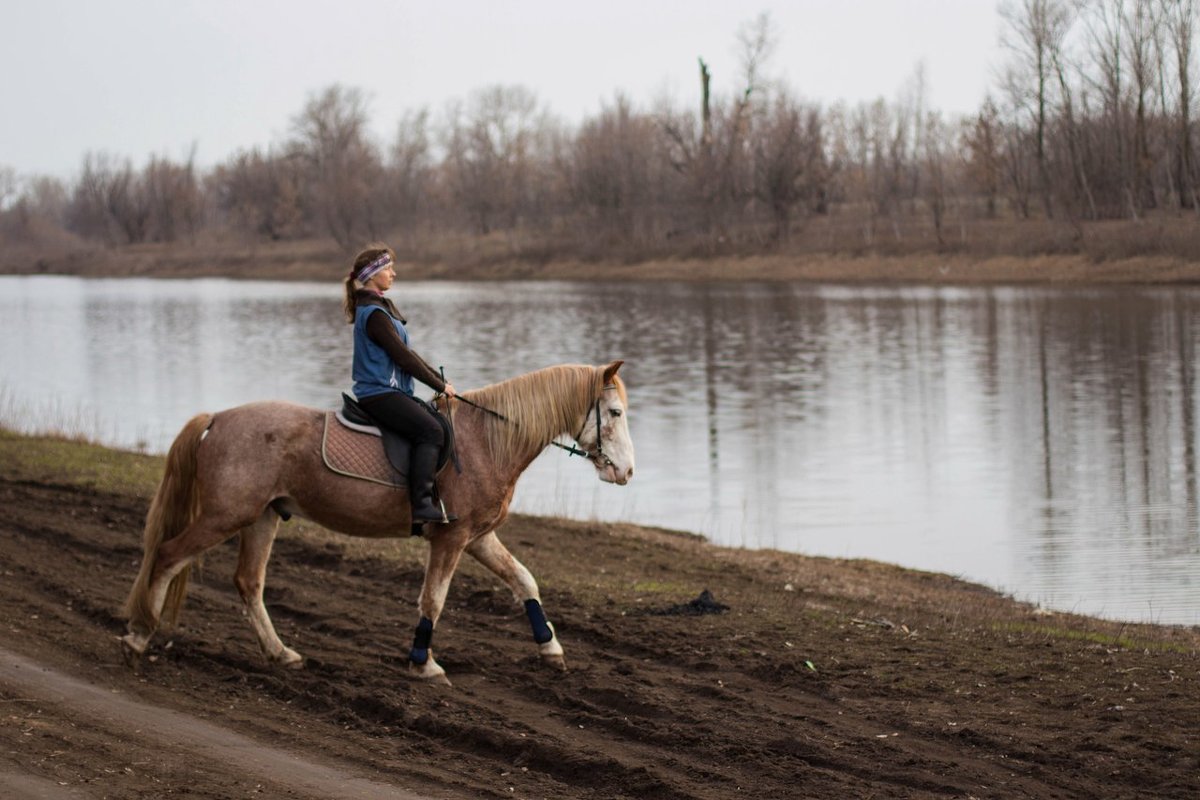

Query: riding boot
[408,443,447,523]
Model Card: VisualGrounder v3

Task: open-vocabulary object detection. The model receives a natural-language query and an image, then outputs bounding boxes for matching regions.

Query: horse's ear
[602,360,624,385]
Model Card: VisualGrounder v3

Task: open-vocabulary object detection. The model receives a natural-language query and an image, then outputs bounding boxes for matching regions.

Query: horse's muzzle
[599,462,633,485]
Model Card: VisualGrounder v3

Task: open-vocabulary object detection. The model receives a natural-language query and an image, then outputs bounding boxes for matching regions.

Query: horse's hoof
[117,635,143,670]
[272,649,304,670]
[408,661,452,687]
[542,653,568,672]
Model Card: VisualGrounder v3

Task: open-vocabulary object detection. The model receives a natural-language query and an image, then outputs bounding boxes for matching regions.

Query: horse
[119,361,633,685]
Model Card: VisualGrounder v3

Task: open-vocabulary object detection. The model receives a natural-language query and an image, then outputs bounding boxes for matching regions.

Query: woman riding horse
[343,243,457,523]
[120,353,635,684]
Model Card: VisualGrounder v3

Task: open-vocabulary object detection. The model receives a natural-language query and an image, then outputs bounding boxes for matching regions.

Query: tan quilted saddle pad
[321,412,404,488]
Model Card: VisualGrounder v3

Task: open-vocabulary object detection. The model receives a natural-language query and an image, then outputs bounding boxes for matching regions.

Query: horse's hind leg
[235,512,302,668]
[467,531,566,670]
[121,514,242,658]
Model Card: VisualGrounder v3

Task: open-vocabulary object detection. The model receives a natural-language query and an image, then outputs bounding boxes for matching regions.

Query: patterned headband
[352,252,393,283]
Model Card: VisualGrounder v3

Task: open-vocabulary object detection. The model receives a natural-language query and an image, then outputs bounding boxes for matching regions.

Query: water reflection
[1,276,1197,624]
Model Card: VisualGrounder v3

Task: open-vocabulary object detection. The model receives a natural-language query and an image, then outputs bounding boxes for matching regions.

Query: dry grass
[0,427,162,498]
[4,211,1200,284]
[0,386,123,447]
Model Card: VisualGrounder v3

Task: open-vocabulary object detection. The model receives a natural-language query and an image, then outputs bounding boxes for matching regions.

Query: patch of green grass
[0,427,162,497]
[991,621,1195,655]
[632,579,697,595]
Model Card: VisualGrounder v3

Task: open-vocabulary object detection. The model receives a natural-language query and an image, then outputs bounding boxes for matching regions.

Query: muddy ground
[1,435,1199,798]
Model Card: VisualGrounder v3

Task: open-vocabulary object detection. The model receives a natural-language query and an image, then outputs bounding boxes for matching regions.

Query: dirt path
[1,471,1198,798]
[0,645,424,799]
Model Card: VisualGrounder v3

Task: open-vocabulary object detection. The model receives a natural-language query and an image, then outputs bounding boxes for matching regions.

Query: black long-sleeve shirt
[356,291,446,393]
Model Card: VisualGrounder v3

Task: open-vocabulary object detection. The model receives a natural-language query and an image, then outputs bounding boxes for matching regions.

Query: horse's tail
[122,413,213,630]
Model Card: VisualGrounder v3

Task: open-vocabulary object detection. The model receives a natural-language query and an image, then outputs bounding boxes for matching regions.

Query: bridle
[549,384,619,468]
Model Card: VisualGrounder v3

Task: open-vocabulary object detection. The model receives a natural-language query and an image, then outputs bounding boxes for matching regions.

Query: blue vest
[352,304,415,398]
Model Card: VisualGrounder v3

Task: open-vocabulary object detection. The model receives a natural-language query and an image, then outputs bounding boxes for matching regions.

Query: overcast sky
[1,0,1005,179]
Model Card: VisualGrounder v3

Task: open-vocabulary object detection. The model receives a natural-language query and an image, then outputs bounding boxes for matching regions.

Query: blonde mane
[459,364,627,463]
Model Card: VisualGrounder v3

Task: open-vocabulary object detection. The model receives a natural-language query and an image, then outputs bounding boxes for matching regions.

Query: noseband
[550,385,618,468]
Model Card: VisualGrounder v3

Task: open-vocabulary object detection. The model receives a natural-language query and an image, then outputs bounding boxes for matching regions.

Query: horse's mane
[460,364,626,463]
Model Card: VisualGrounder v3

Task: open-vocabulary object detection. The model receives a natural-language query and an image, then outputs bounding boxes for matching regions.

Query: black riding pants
[358,391,444,448]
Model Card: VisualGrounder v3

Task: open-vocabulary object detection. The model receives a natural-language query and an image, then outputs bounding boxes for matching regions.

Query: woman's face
[366,261,396,292]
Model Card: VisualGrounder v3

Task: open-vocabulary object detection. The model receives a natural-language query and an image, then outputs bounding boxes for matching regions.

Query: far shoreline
[3,240,1200,285]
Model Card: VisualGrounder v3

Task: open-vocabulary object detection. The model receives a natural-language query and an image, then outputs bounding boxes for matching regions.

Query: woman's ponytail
[342,274,359,323]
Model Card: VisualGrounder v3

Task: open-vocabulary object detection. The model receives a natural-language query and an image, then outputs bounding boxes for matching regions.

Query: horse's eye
[610,408,623,418]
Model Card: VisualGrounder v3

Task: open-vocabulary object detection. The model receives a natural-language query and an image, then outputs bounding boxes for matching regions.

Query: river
[2,275,1197,624]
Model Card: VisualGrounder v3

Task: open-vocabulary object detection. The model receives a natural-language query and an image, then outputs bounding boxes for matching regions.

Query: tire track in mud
[0,645,426,799]
[0,770,91,800]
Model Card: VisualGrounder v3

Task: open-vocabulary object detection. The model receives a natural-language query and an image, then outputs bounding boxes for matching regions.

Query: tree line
[2,3,1198,264]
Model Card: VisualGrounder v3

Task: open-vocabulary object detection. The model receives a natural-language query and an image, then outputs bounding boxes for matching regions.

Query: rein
[436,367,463,474]
[437,367,514,424]
[454,394,513,423]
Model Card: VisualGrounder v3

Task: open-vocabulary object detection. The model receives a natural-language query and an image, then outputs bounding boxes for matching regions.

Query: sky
[1,0,1005,179]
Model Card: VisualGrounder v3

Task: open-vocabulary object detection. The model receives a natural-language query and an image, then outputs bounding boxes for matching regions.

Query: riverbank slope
[1,430,1198,798]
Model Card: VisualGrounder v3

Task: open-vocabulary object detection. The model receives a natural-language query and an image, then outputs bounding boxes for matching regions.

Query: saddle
[322,394,455,488]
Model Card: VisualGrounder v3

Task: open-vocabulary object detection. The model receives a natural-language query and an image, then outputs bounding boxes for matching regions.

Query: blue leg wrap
[524,599,554,644]
[409,617,433,665]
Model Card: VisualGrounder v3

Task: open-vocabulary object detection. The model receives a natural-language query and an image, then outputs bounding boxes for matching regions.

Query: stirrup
[413,499,457,525]
[437,499,458,523]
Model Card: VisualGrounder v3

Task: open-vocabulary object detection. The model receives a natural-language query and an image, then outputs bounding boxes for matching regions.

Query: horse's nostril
[626,467,634,480]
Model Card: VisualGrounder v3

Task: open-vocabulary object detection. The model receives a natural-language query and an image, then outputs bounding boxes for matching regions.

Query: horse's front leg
[466,531,566,671]
[409,529,468,685]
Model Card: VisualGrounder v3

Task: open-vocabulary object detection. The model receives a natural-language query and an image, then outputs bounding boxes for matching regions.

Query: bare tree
[1082,0,1134,216]
[751,87,825,242]
[142,149,203,242]
[568,94,665,243]
[1001,0,1074,217]
[0,166,16,212]
[67,152,149,244]
[1,174,69,243]
[1052,42,1100,221]
[0,166,25,241]
[843,100,884,244]
[964,98,1003,217]
[897,61,931,204]
[1163,0,1199,209]
[1126,0,1160,210]
[388,108,434,232]
[290,84,382,248]
[921,111,954,248]
[212,147,305,240]
[661,12,776,243]
[441,85,543,235]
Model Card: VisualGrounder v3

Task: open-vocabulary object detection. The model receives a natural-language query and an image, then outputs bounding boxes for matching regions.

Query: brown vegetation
[4,217,1200,285]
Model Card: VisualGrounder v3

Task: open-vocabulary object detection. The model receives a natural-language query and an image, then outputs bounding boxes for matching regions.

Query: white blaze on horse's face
[591,385,635,486]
